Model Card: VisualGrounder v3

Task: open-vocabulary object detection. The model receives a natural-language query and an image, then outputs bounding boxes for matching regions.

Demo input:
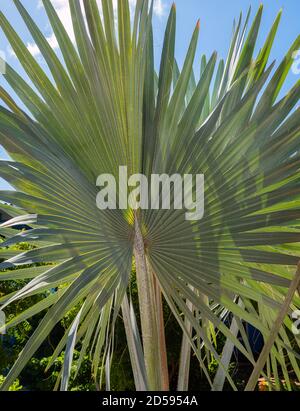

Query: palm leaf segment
[0,0,299,390]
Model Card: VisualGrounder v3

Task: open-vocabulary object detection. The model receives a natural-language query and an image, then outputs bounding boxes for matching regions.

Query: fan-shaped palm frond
[0,0,300,391]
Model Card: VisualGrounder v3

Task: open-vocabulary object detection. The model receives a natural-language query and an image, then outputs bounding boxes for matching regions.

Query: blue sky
[0,0,300,190]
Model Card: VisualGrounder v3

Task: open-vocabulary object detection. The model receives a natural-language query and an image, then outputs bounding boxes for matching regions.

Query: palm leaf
[0,1,299,391]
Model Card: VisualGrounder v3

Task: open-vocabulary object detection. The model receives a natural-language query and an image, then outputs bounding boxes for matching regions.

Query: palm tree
[0,0,300,391]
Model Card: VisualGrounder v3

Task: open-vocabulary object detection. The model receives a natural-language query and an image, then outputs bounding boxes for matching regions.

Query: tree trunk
[134,212,169,391]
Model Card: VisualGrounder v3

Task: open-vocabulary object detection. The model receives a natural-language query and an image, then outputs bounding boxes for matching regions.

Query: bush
[0,375,22,391]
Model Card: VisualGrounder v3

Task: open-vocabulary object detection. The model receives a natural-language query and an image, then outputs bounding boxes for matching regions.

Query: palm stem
[134,212,163,390]
[245,263,300,391]
[121,295,148,390]
[153,277,170,391]
[177,292,193,391]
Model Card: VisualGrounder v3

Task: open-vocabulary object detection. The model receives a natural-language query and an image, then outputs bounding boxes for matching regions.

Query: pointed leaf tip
[196,19,200,30]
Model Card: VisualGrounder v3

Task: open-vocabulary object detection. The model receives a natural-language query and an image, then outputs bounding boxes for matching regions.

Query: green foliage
[0,375,22,391]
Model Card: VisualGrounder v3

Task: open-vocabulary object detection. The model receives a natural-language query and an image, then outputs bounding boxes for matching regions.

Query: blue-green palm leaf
[0,0,299,391]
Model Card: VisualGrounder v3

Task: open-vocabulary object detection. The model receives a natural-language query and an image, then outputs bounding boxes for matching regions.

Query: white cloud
[26,41,41,57]
[26,0,166,57]
[26,32,59,57]
[45,0,75,43]
[153,0,166,17]
[8,45,16,58]
[47,32,59,49]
